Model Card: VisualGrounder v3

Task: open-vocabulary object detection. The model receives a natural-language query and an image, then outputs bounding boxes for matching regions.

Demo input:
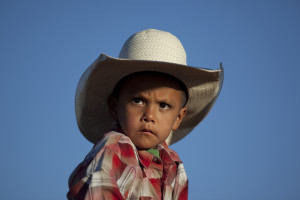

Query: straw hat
[75,29,224,145]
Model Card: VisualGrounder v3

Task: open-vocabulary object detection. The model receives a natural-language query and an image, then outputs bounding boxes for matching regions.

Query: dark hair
[111,71,189,107]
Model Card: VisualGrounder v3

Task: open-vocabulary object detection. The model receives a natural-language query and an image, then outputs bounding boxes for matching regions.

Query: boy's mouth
[139,128,156,135]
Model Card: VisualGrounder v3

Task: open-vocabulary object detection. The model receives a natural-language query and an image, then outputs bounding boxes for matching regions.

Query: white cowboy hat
[75,29,224,145]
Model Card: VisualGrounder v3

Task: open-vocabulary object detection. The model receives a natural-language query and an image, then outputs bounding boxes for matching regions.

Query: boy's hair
[111,71,189,107]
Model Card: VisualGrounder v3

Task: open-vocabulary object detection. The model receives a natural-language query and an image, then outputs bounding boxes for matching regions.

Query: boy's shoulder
[85,131,139,165]
[68,131,138,189]
[96,131,133,149]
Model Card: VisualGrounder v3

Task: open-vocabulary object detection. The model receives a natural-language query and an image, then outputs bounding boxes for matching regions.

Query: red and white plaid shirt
[67,131,188,199]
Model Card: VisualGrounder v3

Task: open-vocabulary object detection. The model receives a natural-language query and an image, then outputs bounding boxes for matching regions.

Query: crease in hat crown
[118,29,187,65]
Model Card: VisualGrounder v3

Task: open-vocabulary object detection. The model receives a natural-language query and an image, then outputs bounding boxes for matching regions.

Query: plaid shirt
[67,131,188,199]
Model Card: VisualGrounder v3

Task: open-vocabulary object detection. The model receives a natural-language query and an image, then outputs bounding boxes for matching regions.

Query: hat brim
[75,54,224,145]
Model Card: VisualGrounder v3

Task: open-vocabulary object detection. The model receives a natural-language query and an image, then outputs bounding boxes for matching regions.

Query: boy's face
[108,73,187,149]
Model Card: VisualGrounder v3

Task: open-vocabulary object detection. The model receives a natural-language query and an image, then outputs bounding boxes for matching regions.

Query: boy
[67,29,223,199]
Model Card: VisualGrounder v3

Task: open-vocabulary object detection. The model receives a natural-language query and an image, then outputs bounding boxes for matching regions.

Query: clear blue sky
[1,1,300,199]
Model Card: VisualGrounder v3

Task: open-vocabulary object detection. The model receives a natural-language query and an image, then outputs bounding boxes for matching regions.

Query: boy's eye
[131,98,144,105]
[159,103,171,109]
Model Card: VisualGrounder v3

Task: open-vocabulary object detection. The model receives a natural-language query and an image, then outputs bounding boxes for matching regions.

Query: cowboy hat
[75,29,224,145]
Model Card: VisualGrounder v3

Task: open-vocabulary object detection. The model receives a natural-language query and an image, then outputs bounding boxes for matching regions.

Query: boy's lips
[139,128,156,135]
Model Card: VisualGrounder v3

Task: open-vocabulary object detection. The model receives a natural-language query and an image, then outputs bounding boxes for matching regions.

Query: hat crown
[119,29,187,65]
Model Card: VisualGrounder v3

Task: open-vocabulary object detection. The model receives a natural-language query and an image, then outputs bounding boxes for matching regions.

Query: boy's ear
[107,95,119,120]
[172,107,188,131]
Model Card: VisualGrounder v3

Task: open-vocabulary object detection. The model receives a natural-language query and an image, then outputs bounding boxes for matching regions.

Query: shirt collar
[137,141,182,169]
[158,141,182,163]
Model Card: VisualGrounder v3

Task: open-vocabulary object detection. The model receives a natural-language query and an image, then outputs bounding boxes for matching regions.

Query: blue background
[1,1,299,199]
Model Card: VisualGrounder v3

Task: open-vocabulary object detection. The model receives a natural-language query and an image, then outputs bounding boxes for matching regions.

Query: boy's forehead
[112,71,188,106]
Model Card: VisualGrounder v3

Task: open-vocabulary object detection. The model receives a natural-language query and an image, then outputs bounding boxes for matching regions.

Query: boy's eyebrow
[131,91,183,105]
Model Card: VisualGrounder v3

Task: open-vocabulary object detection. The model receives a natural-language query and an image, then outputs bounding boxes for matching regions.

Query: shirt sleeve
[67,147,130,200]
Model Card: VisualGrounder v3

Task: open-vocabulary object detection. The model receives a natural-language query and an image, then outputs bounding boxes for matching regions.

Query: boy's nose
[142,106,155,123]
